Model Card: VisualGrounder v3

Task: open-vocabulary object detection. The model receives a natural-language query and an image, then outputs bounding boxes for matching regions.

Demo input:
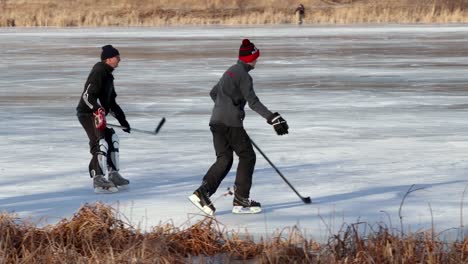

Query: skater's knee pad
[97,139,109,176]
[108,132,120,171]
[98,138,109,155]
[111,132,119,151]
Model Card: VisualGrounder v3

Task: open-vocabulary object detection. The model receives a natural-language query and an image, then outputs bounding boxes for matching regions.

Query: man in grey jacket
[189,39,289,215]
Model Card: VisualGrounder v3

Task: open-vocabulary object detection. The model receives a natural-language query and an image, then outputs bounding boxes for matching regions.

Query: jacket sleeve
[239,75,273,119]
[82,68,104,112]
[109,90,127,124]
[210,82,219,102]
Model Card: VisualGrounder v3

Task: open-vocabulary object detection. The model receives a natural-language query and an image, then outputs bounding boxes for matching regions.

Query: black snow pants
[202,124,256,199]
[77,113,118,178]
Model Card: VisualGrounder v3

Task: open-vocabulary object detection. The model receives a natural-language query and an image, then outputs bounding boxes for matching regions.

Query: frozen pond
[1,25,468,241]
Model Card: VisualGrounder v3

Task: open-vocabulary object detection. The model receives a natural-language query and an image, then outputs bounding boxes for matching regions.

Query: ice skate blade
[188,194,214,216]
[94,186,119,194]
[116,184,129,190]
[232,206,262,214]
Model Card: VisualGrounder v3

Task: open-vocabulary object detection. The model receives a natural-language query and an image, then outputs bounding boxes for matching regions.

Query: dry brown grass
[2,202,468,263]
[325,223,468,264]
[0,203,319,263]
[1,0,468,26]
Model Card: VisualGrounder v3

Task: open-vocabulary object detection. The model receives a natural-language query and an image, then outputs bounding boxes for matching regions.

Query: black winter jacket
[76,62,126,124]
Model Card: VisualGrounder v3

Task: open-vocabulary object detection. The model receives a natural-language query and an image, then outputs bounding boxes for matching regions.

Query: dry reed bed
[2,0,468,26]
[1,203,468,263]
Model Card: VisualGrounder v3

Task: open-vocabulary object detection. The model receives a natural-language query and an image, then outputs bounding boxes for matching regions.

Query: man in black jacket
[189,39,289,215]
[77,45,131,193]
[295,4,305,25]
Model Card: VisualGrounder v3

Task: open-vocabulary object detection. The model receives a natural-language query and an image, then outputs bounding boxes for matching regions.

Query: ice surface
[1,25,468,241]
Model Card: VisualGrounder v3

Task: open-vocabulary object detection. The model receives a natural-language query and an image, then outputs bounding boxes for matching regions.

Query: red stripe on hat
[239,50,260,63]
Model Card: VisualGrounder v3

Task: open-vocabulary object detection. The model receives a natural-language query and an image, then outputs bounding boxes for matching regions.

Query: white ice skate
[188,188,215,216]
[232,196,262,214]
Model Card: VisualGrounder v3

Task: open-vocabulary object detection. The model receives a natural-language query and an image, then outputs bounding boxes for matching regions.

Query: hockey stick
[250,140,312,204]
[108,117,166,135]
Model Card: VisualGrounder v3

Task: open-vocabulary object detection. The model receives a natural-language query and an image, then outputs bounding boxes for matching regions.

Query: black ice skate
[108,170,130,189]
[93,174,118,194]
[188,186,216,216]
[232,195,262,214]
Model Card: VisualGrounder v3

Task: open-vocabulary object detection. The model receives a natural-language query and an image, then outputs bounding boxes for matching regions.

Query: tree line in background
[1,0,468,27]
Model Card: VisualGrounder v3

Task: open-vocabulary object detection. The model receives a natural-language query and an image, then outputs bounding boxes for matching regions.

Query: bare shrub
[3,202,468,263]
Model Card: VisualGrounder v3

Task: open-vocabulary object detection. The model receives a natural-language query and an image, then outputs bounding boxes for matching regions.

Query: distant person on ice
[189,39,289,215]
[76,45,131,193]
[295,3,305,25]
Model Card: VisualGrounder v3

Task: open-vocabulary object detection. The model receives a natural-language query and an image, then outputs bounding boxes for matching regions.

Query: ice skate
[108,170,129,189]
[188,186,215,216]
[232,195,262,214]
[93,174,118,194]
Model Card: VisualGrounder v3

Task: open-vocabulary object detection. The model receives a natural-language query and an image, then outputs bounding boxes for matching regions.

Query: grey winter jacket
[209,60,273,127]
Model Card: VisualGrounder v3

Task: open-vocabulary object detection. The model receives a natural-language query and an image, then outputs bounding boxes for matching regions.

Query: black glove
[267,112,289,136]
[119,119,131,133]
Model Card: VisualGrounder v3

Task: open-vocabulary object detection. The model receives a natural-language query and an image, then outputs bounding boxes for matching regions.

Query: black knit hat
[239,39,260,63]
[101,45,120,60]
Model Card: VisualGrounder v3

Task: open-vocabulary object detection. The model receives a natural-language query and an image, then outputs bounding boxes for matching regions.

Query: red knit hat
[239,39,260,63]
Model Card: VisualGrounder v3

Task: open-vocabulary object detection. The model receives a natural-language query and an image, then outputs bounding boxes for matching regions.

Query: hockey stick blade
[302,196,312,204]
[155,117,166,134]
